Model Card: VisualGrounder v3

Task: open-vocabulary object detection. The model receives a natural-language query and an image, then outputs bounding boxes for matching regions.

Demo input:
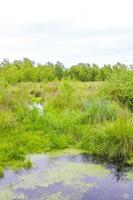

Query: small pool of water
[29,103,44,114]
[0,150,133,200]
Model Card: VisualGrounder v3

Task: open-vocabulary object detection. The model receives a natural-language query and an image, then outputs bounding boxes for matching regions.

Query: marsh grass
[98,119,133,163]
[0,167,4,178]
[82,98,118,124]
[0,110,17,130]
[0,80,133,174]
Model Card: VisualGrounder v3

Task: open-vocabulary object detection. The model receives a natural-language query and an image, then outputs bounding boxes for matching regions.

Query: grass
[82,98,118,124]
[0,80,133,175]
[97,119,133,163]
[0,167,4,178]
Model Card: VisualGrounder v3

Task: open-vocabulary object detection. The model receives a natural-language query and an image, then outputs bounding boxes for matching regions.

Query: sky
[0,0,133,67]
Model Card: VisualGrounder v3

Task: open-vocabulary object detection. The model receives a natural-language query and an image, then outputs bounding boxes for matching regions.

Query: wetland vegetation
[0,59,133,181]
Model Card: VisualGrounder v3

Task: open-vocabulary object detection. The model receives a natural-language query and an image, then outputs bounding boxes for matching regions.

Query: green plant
[99,119,133,163]
[103,70,133,111]
[47,81,76,110]
[82,98,118,124]
[0,110,17,130]
[0,167,4,177]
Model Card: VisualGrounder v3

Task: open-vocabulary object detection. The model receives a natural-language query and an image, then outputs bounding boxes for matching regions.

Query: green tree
[54,61,64,80]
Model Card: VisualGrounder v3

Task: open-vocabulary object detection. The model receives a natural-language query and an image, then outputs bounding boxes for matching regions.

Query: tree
[54,61,64,80]
[101,64,112,81]
[91,64,101,81]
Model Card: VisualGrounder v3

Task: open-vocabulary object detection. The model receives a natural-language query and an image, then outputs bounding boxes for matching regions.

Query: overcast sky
[0,0,133,67]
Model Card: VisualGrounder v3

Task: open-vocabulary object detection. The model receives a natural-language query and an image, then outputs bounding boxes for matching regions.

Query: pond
[0,149,133,200]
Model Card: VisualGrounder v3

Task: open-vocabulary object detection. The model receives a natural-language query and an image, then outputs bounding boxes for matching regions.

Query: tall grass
[82,98,118,124]
[46,80,82,110]
[98,119,133,163]
[0,110,17,131]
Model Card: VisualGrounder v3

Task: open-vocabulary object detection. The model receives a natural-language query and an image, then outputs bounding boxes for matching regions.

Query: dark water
[0,151,133,200]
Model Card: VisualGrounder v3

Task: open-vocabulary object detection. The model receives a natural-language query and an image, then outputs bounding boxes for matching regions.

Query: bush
[104,71,133,111]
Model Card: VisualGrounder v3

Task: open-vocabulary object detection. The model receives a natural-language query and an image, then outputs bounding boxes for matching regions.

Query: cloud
[0,0,133,66]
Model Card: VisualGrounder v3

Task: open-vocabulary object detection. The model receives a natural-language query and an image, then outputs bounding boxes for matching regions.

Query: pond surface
[0,150,133,200]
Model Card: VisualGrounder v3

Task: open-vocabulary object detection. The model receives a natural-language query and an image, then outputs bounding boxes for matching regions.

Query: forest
[0,58,131,84]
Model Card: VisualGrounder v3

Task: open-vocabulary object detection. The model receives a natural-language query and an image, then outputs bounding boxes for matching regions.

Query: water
[0,150,133,200]
[29,103,44,114]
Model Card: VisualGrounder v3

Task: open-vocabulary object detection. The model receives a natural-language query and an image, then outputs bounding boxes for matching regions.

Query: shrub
[104,71,133,111]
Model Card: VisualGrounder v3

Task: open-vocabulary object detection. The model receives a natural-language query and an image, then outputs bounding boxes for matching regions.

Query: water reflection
[0,152,133,200]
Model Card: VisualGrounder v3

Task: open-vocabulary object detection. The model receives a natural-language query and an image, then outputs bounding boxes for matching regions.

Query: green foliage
[0,79,132,174]
[5,147,25,161]
[0,167,4,178]
[0,58,130,84]
[47,81,75,110]
[47,133,71,149]
[0,110,17,130]
[102,70,133,111]
[82,98,118,124]
[54,61,64,80]
[99,119,133,163]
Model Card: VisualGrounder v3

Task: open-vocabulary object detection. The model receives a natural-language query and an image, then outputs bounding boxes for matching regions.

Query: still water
[0,150,133,200]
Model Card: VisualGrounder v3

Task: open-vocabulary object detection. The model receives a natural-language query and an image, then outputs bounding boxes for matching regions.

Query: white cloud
[0,0,133,66]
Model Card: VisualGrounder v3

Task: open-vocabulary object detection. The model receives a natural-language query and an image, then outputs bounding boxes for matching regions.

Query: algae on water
[126,171,133,180]
[0,150,110,200]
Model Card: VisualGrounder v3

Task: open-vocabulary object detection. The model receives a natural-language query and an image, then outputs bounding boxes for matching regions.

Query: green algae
[47,148,88,157]
[0,187,25,200]
[126,171,133,180]
[0,187,13,200]
[13,157,109,190]
[126,158,133,166]
[46,192,70,200]
[43,162,110,186]
[0,152,110,200]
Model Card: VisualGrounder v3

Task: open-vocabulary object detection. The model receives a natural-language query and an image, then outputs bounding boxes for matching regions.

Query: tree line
[0,58,132,85]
